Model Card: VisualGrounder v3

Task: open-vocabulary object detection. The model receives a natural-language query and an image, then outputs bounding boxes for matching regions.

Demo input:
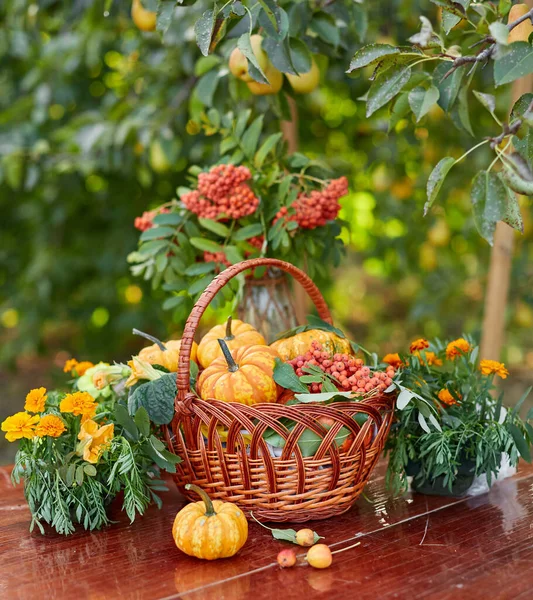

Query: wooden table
[1,461,533,600]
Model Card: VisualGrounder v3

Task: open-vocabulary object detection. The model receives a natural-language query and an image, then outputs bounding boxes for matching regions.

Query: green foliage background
[1,0,533,377]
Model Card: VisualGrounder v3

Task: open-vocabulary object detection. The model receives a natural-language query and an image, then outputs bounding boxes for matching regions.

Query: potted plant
[384,337,533,497]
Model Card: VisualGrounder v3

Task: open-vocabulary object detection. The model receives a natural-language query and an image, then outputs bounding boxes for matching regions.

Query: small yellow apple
[229,35,269,82]
[286,58,320,94]
[149,140,171,173]
[246,64,283,95]
[131,0,157,32]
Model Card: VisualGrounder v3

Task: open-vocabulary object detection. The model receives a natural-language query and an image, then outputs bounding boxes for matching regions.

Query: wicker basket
[166,258,395,522]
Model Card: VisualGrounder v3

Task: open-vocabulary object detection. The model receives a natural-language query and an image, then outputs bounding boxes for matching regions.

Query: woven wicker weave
[166,258,395,522]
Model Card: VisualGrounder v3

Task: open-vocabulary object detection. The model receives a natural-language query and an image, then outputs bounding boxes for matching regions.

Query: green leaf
[424,156,455,215]
[511,386,532,418]
[237,33,268,84]
[310,12,340,47]
[75,465,84,487]
[195,70,220,108]
[140,226,175,241]
[306,315,346,338]
[198,218,230,237]
[366,66,411,117]
[502,182,525,233]
[195,9,216,57]
[418,411,431,434]
[233,223,264,241]
[188,274,215,295]
[289,38,312,74]
[114,404,139,441]
[152,213,182,226]
[294,391,354,403]
[489,21,509,45]
[271,528,298,543]
[189,237,223,252]
[473,91,498,121]
[347,43,400,73]
[508,423,531,462]
[241,116,264,159]
[128,373,177,426]
[273,358,308,393]
[255,132,283,168]
[471,171,507,245]
[156,0,175,35]
[434,62,464,111]
[408,85,440,121]
[494,42,533,86]
[134,406,151,437]
[442,10,461,34]
[184,262,215,276]
[83,464,97,477]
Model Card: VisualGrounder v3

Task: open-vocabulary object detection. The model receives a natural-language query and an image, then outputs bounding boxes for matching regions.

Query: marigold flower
[413,351,443,367]
[409,338,429,353]
[78,419,114,464]
[382,353,404,369]
[479,359,509,379]
[35,415,66,438]
[24,387,47,413]
[75,361,94,376]
[63,358,79,373]
[446,338,471,360]
[1,412,40,442]
[438,389,461,406]
[60,391,97,418]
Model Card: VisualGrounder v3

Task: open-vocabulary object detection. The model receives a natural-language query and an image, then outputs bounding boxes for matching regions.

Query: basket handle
[176,258,333,400]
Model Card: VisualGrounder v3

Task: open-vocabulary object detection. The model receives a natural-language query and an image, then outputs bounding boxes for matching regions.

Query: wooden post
[281,96,307,323]
[480,2,533,360]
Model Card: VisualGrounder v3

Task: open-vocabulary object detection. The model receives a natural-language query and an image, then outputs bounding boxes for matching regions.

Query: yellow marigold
[35,414,66,438]
[413,350,443,367]
[1,412,40,442]
[479,359,509,379]
[63,358,79,373]
[78,419,114,464]
[24,387,47,413]
[383,353,404,369]
[446,338,471,360]
[438,389,461,406]
[75,361,94,376]
[60,391,97,418]
[409,338,429,353]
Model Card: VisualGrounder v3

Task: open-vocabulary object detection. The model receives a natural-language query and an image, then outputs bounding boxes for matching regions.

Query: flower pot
[237,268,298,341]
[407,458,477,497]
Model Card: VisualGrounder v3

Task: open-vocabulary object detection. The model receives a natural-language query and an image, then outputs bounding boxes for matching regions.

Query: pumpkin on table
[270,329,352,361]
[134,329,198,371]
[197,316,265,368]
[172,484,248,560]
[197,339,280,405]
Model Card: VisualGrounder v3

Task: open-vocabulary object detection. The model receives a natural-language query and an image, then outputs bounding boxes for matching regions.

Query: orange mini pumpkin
[270,329,352,361]
[197,339,280,405]
[197,316,266,368]
[135,329,198,371]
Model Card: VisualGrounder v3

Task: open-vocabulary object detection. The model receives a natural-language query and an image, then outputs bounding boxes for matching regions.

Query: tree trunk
[480,3,533,360]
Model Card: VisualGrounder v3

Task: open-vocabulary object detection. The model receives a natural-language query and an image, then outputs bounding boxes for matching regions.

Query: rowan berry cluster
[288,341,395,394]
[203,251,230,268]
[182,164,259,220]
[134,207,169,231]
[275,177,349,230]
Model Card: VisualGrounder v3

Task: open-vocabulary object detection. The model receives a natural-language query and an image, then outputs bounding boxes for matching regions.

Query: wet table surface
[1,461,533,600]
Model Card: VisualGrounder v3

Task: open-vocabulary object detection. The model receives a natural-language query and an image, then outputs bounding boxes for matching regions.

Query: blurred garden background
[2,0,533,464]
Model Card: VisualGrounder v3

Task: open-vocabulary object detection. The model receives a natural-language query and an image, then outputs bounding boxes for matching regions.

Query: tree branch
[488,98,533,149]
[442,8,533,80]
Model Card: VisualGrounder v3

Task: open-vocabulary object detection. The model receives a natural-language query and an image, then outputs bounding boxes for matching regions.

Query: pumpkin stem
[224,315,235,341]
[218,339,239,372]
[185,484,217,517]
[132,328,166,351]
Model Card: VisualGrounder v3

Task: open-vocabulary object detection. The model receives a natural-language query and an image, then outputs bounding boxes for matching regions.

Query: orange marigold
[63,358,79,373]
[409,338,429,353]
[438,389,461,406]
[479,359,509,379]
[59,391,97,418]
[413,351,443,367]
[24,387,47,413]
[445,338,471,360]
[35,415,66,438]
[75,361,94,376]
[383,353,403,369]
[1,412,40,442]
